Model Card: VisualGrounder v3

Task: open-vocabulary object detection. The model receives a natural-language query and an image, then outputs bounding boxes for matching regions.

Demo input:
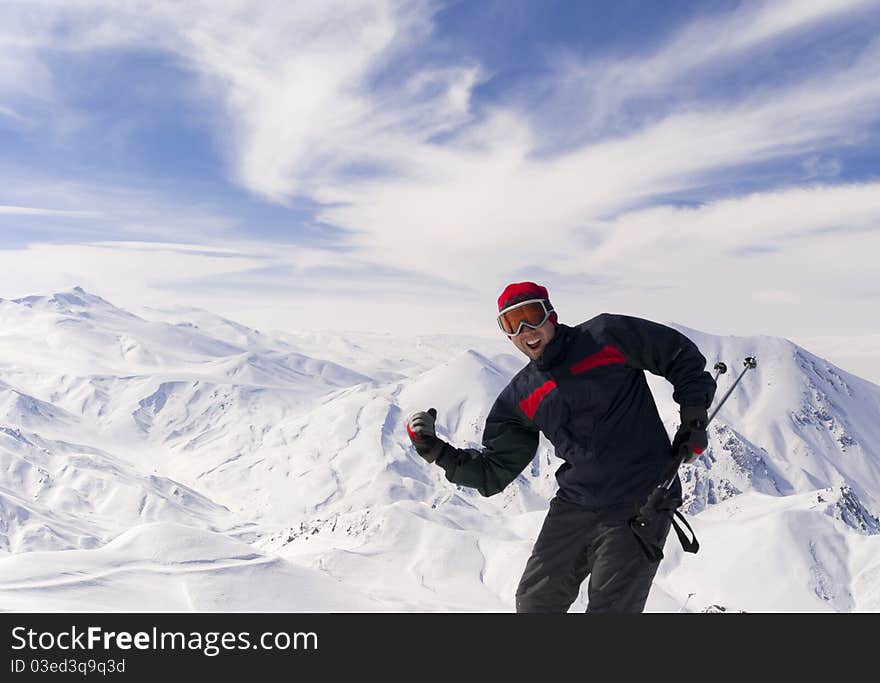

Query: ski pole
[679,592,696,613]
[707,356,756,425]
[634,356,757,522]
[661,356,757,489]
[712,361,727,384]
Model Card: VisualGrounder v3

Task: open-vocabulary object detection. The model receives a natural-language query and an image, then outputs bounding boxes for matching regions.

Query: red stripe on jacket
[519,380,557,420]
[570,345,626,374]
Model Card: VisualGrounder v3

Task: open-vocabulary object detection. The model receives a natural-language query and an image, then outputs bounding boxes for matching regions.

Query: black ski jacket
[434,314,717,511]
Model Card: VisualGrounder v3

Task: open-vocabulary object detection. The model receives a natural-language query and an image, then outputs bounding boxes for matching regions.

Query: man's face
[509,319,556,361]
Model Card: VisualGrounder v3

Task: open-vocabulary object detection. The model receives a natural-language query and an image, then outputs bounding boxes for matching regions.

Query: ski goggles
[497,299,554,336]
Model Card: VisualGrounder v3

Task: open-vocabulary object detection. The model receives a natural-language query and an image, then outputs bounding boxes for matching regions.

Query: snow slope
[0,523,387,611]
[0,287,878,612]
[792,334,880,386]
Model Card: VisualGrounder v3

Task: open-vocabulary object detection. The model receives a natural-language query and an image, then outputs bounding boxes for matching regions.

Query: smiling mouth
[525,338,542,350]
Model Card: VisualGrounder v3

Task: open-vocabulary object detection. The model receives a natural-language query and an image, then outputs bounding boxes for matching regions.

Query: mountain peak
[50,286,110,307]
[8,286,138,320]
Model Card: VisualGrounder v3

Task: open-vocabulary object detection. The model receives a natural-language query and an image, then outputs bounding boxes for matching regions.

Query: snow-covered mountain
[0,287,877,612]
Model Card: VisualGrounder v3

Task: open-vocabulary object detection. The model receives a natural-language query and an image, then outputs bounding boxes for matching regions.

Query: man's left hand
[673,406,709,464]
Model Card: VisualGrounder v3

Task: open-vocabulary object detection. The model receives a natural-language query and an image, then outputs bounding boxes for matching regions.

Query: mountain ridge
[0,286,877,612]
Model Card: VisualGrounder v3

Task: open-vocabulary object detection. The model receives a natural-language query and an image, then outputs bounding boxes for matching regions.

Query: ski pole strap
[629,499,699,561]
[629,511,699,561]
[670,510,699,554]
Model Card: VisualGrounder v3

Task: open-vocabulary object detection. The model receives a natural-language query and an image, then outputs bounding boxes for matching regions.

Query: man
[406,282,716,613]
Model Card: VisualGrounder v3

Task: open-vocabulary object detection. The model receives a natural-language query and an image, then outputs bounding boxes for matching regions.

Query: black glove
[407,408,444,463]
[672,405,709,464]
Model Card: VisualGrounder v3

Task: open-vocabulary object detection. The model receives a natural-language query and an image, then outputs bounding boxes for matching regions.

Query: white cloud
[0,239,493,337]
[0,173,244,244]
[540,0,878,133]
[584,182,880,267]
[310,44,880,288]
[0,205,98,217]
[609,0,875,88]
[802,156,843,178]
[2,171,876,341]
[0,241,259,297]
[0,0,453,200]
[0,105,25,122]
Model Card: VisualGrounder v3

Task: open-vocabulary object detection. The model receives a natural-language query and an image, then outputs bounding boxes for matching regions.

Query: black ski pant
[515,496,672,613]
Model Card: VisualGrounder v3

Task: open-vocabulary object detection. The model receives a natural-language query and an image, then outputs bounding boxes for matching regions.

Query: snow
[0,523,385,611]
[0,286,878,612]
[792,334,880,387]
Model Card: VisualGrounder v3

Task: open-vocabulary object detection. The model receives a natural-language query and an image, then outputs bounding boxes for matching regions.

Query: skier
[406,282,716,613]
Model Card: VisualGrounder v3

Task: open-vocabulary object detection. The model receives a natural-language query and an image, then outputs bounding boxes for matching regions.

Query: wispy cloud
[584,182,880,267]
[0,171,244,245]
[0,1,456,199]
[0,238,487,336]
[0,205,99,217]
[562,0,877,95]
[0,105,26,122]
[315,43,880,285]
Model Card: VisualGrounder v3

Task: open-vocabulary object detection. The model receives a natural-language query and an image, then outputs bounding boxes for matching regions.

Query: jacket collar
[534,323,571,371]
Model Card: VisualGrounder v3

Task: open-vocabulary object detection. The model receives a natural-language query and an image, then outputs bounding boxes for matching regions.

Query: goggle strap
[497,298,550,315]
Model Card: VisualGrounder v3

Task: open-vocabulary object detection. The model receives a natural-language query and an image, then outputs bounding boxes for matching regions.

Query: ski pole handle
[635,485,670,526]
[712,361,727,384]
[707,356,757,425]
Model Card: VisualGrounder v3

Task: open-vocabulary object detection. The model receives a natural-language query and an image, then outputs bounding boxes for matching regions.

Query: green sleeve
[434,390,539,497]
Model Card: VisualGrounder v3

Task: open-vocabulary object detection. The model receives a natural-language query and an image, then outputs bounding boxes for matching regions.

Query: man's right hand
[407,408,444,463]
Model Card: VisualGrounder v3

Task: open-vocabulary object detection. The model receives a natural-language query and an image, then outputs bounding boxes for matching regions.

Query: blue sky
[1,0,879,339]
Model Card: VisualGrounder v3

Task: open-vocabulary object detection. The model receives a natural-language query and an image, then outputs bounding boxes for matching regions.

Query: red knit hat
[497,282,558,325]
